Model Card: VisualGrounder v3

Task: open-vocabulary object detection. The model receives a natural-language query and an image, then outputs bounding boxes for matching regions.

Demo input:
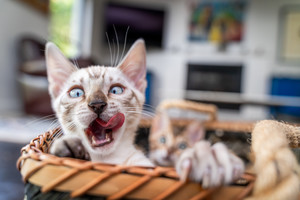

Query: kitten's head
[149,112,205,166]
[45,39,147,158]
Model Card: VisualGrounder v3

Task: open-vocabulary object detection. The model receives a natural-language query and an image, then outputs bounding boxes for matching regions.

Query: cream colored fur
[246,120,300,200]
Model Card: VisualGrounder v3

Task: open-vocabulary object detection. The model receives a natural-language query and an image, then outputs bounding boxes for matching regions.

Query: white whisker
[143,104,157,110]
[24,115,58,137]
[112,38,116,67]
[106,32,113,67]
[120,26,130,65]
[72,58,80,69]
[124,106,156,114]
[46,129,63,152]
[125,111,155,118]
[113,25,120,67]
[47,119,59,130]
[25,114,56,126]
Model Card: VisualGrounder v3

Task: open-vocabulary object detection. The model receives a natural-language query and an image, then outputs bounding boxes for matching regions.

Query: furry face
[149,111,205,166]
[46,40,150,162]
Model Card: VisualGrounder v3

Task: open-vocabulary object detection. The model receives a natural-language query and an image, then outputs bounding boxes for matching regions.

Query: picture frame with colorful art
[188,1,246,44]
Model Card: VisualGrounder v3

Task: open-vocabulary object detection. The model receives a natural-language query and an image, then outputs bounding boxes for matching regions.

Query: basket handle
[157,100,218,122]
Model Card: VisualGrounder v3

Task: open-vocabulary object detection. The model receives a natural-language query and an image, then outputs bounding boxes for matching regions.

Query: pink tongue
[95,113,125,131]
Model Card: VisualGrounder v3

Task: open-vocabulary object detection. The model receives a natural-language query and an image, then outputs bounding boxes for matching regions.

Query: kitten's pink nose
[88,100,107,115]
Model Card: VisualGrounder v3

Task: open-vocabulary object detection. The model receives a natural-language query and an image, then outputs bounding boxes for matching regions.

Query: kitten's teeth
[92,136,97,145]
[105,133,112,142]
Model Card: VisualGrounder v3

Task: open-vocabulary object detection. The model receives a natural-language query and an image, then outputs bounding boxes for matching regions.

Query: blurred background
[1,0,300,199]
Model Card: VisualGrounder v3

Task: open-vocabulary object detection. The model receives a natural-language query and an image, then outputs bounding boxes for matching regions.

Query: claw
[202,170,211,188]
[180,158,192,182]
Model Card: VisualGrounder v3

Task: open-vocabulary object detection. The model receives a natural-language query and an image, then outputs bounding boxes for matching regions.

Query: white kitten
[46,39,153,166]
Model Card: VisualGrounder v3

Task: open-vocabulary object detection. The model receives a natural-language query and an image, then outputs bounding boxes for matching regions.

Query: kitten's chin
[150,151,174,167]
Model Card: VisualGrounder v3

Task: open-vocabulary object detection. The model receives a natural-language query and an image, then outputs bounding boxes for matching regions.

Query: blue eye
[178,142,187,150]
[160,136,166,144]
[69,88,84,98]
[110,86,124,95]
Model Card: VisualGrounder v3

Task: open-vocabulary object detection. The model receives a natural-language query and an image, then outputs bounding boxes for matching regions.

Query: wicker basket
[17,100,300,199]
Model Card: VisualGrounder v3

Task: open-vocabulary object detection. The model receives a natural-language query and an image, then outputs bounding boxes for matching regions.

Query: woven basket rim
[17,128,256,199]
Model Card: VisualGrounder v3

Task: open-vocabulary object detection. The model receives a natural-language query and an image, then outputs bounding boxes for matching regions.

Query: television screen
[103,2,165,48]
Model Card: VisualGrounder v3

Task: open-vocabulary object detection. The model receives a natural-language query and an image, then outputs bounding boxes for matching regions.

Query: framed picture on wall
[278,6,300,65]
[188,1,246,43]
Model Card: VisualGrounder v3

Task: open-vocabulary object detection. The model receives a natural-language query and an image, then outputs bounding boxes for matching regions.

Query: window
[50,0,82,57]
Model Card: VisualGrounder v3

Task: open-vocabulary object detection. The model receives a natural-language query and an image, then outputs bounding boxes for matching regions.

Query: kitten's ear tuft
[117,39,147,93]
[184,122,205,146]
[45,42,77,99]
[150,111,172,136]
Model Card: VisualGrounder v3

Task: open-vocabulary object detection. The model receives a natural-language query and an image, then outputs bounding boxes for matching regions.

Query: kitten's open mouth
[85,113,125,147]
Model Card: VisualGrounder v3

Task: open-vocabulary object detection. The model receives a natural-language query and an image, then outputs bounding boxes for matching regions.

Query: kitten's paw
[212,143,245,184]
[176,141,244,188]
[50,135,90,160]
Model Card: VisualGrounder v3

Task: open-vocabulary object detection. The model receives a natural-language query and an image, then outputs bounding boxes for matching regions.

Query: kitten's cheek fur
[78,113,97,127]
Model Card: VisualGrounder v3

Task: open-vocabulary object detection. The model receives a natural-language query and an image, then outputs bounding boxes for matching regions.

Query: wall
[0,1,49,115]
[242,0,300,119]
[85,0,300,120]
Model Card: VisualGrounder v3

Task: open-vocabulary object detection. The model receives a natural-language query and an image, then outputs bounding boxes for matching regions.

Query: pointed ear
[117,39,147,93]
[45,42,77,99]
[184,122,205,146]
[150,111,172,136]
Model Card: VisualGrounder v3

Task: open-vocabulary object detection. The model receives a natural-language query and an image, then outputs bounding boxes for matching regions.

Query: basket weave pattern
[17,128,255,200]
